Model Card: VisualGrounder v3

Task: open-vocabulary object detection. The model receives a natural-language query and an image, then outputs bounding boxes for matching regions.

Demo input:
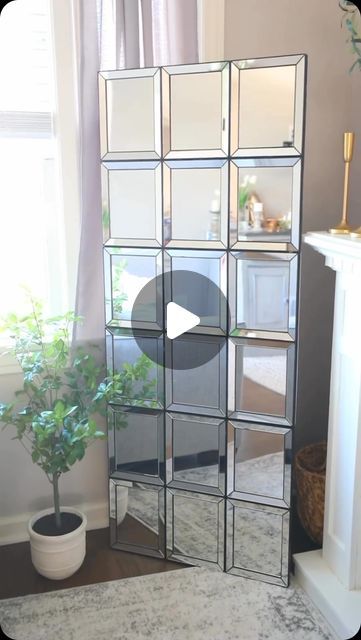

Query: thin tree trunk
[52,474,61,529]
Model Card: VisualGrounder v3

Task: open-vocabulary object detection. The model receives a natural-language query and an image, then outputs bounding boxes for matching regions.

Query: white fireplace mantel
[294,232,361,640]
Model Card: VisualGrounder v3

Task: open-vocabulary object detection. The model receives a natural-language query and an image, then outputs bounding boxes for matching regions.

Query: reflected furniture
[99,55,306,586]
[294,232,361,637]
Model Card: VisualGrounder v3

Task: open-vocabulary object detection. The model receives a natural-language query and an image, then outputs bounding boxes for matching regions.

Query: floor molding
[0,501,108,546]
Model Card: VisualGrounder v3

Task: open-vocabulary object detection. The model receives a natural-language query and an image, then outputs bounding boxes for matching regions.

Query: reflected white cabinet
[238,261,289,331]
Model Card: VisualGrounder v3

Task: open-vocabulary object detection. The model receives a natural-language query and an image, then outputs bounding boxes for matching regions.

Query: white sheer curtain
[72,0,198,343]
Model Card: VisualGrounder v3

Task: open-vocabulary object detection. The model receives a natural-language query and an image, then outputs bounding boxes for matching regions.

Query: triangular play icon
[166,302,200,340]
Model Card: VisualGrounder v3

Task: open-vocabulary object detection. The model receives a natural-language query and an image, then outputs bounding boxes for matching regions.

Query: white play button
[166,302,200,340]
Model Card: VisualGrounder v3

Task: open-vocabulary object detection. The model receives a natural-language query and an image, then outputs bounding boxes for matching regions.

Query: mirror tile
[227,421,291,507]
[102,161,162,247]
[231,55,305,157]
[109,406,164,484]
[226,499,289,586]
[228,338,295,425]
[106,328,164,408]
[166,413,226,495]
[99,69,161,160]
[164,250,227,334]
[162,62,229,158]
[110,479,165,557]
[166,335,227,417]
[104,247,162,329]
[163,160,228,248]
[166,488,224,568]
[229,252,298,340]
[229,158,301,251]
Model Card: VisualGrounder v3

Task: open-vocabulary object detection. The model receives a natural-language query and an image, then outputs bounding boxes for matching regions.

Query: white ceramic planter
[28,506,87,580]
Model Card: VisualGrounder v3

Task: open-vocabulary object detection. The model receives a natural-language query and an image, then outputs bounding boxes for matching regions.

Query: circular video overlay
[131,269,230,370]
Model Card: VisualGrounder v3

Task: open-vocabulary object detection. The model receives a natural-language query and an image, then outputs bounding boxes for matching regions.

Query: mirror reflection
[166,413,225,494]
[103,162,161,246]
[164,161,228,246]
[107,76,157,155]
[230,252,297,337]
[231,423,287,502]
[105,248,162,328]
[236,164,293,239]
[111,481,164,555]
[167,488,224,566]
[112,408,163,481]
[238,66,296,149]
[232,341,289,420]
[227,500,287,580]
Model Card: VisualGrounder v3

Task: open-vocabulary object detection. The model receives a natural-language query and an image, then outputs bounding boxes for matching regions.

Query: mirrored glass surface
[231,56,305,157]
[104,248,162,329]
[99,69,161,160]
[226,499,289,585]
[109,406,164,484]
[228,339,295,425]
[106,328,164,408]
[229,252,298,340]
[164,160,228,248]
[102,162,162,247]
[166,413,226,495]
[229,158,301,250]
[227,421,291,507]
[164,250,227,334]
[166,335,227,417]
[162,62,229,158]
[110,480,165,557]
[166,488,224,568]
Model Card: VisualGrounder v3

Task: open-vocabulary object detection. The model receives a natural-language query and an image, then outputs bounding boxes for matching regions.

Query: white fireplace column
[294,232,361,640]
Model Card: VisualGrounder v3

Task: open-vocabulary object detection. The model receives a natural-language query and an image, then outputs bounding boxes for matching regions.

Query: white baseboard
[294,550,361,640]
[0,501,109,546]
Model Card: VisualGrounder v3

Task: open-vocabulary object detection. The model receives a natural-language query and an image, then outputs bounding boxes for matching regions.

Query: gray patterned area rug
[0,567,337,640]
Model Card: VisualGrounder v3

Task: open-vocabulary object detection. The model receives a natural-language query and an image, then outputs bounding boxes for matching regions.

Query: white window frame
[0,0,81,374]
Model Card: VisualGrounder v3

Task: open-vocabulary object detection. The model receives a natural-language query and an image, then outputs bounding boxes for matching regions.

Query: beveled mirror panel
[106,328,164,408]
[104,247,162,329]
[109,406,164,484]
[102,161,162,247]
[164,160,228,248]
[164,250,227,334]
[166,335,227,417]
[227,421,291,508]
[229,252,298,340]
[231,55,305,157]
[99,69,161,160]
[166,413,226,495]
[166,488,224,568]
[162,62,229,158]
[228,338,295,425]
[110,479,165,557]
[226,499,289,586]
[229,158,301,251]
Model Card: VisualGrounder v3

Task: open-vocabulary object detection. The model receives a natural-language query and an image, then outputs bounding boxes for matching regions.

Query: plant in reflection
[0,295,157,531]
[112,257,129,316]
[340,1,361,72]
[238,174,257,211]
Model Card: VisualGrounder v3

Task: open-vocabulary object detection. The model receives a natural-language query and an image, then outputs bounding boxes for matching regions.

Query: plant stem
[52,474,61,529]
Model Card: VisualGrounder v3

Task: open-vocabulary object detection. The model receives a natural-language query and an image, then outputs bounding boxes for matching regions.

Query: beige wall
[225,0,358,450]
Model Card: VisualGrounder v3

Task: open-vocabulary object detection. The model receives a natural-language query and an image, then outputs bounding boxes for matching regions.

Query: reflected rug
[0,566,337,640]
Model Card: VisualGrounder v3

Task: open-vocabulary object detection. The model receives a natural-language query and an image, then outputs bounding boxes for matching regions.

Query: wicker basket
[294,442,327,545]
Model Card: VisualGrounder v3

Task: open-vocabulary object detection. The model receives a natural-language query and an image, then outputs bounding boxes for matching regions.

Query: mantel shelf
[304,231,361,273]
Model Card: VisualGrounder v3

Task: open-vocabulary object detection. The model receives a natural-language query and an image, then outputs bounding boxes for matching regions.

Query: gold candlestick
[329,132,355,234]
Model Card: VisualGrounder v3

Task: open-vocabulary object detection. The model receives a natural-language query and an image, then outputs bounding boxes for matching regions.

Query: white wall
[224,0,357,452]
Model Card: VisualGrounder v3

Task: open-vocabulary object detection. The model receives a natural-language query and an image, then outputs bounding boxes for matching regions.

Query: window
[0,0,78,319]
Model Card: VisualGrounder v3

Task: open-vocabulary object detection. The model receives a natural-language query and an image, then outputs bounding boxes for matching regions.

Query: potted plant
[0,296,155,580]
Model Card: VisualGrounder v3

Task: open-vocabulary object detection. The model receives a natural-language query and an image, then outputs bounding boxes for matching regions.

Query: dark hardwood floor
[0,510,319,601]
[0,528,184,600]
